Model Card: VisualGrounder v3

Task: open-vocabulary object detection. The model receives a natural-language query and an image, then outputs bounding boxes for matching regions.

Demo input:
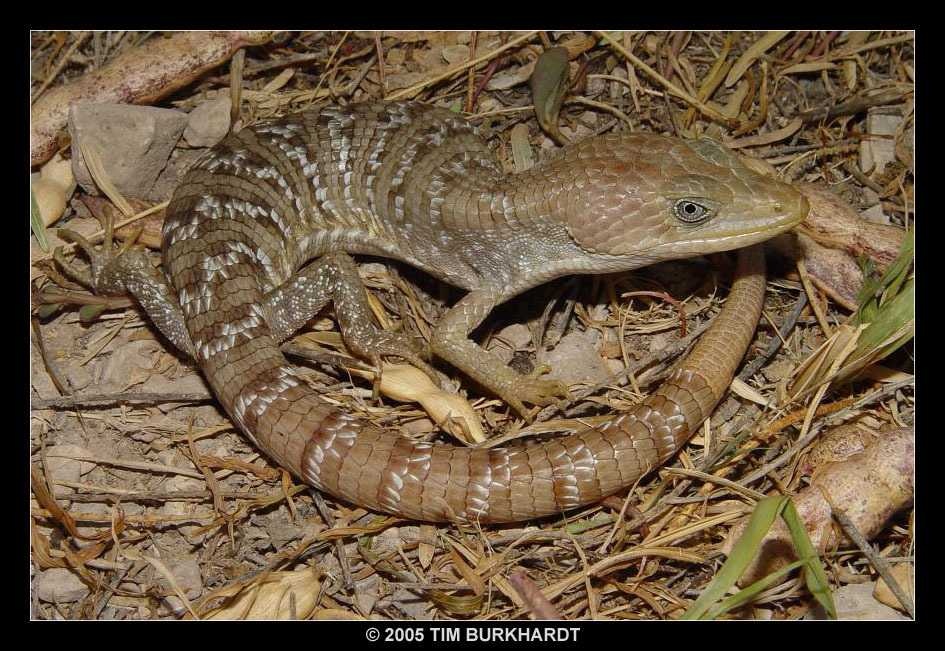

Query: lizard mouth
[701,190,809,248]
[636,191,809,259]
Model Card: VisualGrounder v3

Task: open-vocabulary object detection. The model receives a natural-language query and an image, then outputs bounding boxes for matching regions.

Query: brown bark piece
[31,31,273,167]
[797,183,905,273]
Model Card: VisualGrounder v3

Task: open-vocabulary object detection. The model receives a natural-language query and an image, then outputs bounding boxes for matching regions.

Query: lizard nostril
[773,203,783,212]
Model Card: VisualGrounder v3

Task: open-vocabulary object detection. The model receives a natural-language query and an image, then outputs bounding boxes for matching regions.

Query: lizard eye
[673,199,712,224]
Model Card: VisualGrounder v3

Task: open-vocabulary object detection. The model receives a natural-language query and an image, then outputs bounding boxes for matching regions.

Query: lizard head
[560,134,808,262]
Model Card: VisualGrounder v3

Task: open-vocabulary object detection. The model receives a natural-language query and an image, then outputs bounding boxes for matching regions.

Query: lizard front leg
[430,288,571,419]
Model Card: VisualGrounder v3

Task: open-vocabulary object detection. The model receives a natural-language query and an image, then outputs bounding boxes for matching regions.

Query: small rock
[487,61,538,91]
[544,330,611,385]
[897,123,914,174]
[860,203,890,225]
[354,573,381,616]
[45,444,96,483]
[149,148,204,202]
[267,518,303,549]
[29,345,60,398]
[64,363,93,392]
[183,97,232,148]
[859,110,901,176]
[75,501,112,539]
[441,44,470,65]
[605,358,624,375]
[487,323,533,363]
[69,103,188,200]
[386,587,435,620]
[806,582,909,620]
[35,568,89,603]
[100,340,156,390]
[130,430,161,444]
[372,527,403,555]
[161,557,203,600]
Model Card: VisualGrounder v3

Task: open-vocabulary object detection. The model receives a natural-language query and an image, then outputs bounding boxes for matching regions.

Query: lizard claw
[499,366,572,420]
[54,212,137,293]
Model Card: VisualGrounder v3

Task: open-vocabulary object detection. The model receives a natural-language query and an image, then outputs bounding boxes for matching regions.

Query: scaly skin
[60,101,808,523]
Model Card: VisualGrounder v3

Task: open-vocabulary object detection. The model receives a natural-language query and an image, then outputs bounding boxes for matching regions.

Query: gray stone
[183,97,232,148]
[544,330,612,385]
[69,103,187,200]
[859,111,901,176]
[805,582,910,620]
[166,557,203,600]
[45,444,95,483]
[35,568,89,603]
[149,148,204,202]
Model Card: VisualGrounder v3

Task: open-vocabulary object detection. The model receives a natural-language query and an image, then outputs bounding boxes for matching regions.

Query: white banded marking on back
[301,410,361,490]
[177,282,215,319]
[204,149,250,173]
[231,364,303,440]
[464,457,492,522]
[191,302,267,362]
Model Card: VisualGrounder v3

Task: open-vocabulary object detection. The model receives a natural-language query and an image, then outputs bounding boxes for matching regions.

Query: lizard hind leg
[262,251,436,385]
[53,215,195,357]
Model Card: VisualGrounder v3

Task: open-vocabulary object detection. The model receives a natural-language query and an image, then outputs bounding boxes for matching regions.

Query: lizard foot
[54,213,144,295]
[346,327,440,391]
[499,366,572,420]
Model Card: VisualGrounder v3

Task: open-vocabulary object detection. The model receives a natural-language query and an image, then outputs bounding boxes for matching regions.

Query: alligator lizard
[59,101,807,524]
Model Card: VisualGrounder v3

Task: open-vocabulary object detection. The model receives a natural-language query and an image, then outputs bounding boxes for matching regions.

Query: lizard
[55,101,808,524]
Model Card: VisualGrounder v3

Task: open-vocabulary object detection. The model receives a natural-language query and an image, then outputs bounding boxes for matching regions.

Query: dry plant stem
[386,31,539,100]
[34,289,133,310]
[798,87,910,124]
[816,34,914,62]
[738,292,807,381]
[595,31,736,128]
[36,202,169,263]
[31,31,273,167]
[31,316,69,396]
[312,490,355,589]
[32,31,92,104]
[797,260,834,336]
[830,507,915,618]
[32,392,213,409]
[534,318,714,423]
[737,378,913,488]
[58,487,280,504]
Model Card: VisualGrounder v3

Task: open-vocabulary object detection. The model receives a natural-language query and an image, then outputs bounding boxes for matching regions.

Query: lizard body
[62,101,807,523]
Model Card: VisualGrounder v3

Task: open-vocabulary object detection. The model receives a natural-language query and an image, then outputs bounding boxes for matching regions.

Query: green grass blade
[781,500,836,618]
[704,559,807,619]
[684,496,836,620]
[682,496,788,620]
[855,227,913,326]
[30,186,49,251]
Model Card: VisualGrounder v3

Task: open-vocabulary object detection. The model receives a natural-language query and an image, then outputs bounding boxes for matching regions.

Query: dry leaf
[203,568,321,620]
